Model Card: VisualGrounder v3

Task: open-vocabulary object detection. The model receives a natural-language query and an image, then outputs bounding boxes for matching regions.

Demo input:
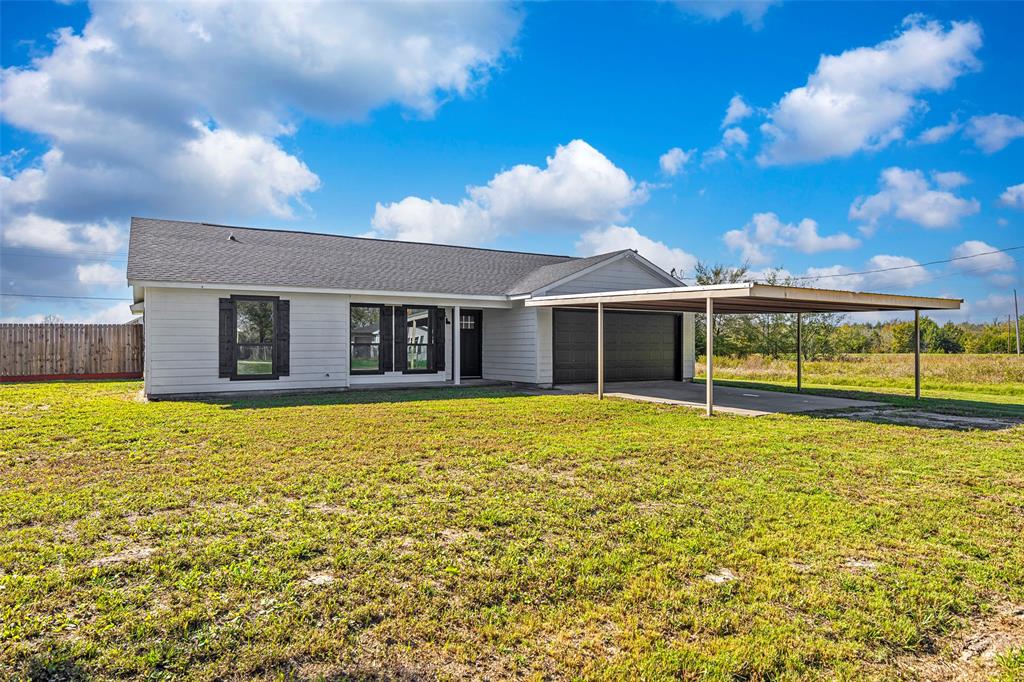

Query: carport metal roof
[523,282,962,314]
[525,282,962,416]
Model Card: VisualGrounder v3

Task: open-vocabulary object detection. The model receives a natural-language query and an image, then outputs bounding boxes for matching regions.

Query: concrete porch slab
[551,380,883,416]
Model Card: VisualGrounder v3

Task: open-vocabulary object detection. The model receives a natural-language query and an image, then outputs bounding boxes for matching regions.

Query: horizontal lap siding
[546,258,674,295]
[481,306,539,383]
[145,287,348,396]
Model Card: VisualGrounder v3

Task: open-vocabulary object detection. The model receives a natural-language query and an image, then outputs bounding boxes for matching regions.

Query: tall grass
[696,353,1024,398]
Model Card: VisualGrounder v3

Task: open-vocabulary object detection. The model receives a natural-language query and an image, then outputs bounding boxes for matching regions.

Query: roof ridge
[131,216,575,260]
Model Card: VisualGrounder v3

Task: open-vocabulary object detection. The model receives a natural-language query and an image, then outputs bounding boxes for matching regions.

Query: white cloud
[2,214,125,253]
[757,16,982,166]
[849,167,980,230]
[931,170,969,189]
[0,2,520,318]
[369,196,489,245]
[916,115,962,144]
[659,147,696,176]
[865,254,931,289]
[722,95,753,128]
[723,212,861,264]
[721,127,749,149]
[950,241,1016,284]
[1000,183,1024,209]
[701,127,750,167]
[75,263,124,287]
[576,225,696,275]
[371,140,647,244]
[964,114,1024,153]
[0,1,521,236]
[674,1,779,28]
[774,254,930,292]
[701,147,729,167]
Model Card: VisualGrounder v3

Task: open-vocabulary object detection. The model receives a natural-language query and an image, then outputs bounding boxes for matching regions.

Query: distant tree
[890,321,916,353]
[931,321,966,353]
[694,261,752,356]
[43,314,63,324]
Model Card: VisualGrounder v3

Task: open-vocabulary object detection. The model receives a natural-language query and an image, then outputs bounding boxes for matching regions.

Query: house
[127,217,695,398]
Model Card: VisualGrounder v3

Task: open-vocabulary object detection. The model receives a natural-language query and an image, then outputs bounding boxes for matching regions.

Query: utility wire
[1,246,128,258]
[0,293,132,301]
[787,244,1024,283]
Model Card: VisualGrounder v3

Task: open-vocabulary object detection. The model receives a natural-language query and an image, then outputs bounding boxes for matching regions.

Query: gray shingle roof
[127,217,628,297]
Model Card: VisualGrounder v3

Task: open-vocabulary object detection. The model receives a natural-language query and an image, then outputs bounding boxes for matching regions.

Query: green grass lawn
[2,381,1023,680]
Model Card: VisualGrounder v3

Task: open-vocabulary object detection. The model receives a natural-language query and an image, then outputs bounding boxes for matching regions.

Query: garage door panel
[553,309,677,384]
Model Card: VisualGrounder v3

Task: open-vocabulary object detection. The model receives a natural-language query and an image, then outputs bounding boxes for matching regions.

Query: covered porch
[526,282,962,415]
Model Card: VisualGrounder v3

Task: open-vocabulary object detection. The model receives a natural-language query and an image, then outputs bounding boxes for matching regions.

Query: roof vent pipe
[228,234,238,242]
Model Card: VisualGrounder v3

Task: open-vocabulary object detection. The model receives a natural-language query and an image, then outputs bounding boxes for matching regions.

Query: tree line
[691,262,1021,358]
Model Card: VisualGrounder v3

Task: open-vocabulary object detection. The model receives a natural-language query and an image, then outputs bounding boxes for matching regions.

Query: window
[460,314,476,330]
[236,300,275,376]
[406,307,434,371]
[219,296,289,380]
[351,304,384,374]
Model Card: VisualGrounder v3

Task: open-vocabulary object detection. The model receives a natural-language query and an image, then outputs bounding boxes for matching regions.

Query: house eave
[128,279,516,306]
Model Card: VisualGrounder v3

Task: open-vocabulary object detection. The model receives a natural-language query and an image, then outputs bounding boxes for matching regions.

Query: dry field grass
[696,353,1024,402]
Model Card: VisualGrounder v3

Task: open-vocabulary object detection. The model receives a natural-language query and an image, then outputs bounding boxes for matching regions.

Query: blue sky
[1,1,1022,323]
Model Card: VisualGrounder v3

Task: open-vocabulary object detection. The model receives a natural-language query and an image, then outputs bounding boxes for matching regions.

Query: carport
[526,282,962,415]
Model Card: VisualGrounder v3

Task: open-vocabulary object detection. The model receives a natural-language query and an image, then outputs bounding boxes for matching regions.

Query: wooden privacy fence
[1,323,144,381]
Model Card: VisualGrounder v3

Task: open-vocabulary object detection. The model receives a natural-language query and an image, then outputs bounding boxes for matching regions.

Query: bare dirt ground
[893,602,1024,680]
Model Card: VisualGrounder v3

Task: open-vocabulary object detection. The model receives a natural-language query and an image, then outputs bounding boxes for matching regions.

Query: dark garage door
[553,309,679,384]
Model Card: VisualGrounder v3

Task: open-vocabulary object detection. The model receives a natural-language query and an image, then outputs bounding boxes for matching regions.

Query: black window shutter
[218,298,235,378]
[433,307,446,372]
[394,307,408,372]
[275,299,290,376]
[380,306,393,372]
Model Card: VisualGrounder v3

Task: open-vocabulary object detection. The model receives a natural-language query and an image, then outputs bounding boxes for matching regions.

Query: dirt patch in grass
[895,602,1024,680]
[88,545,155,568]
[840,407,1024,431]
[301,572,335,588]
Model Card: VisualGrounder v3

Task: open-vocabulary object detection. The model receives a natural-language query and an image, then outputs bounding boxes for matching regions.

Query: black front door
[459,310,482,378]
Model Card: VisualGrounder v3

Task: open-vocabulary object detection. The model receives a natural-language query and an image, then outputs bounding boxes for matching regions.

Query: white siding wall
[481,305,541,383]
[546,257,674,295]
[145,287,349,397]
[536,308,553,386]
[682,312,695,379]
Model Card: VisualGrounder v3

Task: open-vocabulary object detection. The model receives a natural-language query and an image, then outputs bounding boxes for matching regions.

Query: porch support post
[597,301,605,400]
[706,297,714,416]
[914,309,921,400]
[453,305,461,386]
[796,312,802,392]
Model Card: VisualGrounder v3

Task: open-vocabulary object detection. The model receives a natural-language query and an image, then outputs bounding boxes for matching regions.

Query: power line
[1,252,128,263]
[1,246,128,258]
[0,293,131,301]
[788,244,1024,284]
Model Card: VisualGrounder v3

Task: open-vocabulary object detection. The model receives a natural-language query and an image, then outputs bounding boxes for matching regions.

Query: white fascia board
[527,282,752,304]
[128,280,514,307]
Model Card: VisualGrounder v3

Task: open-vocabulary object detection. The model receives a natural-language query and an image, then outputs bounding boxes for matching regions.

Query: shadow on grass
[211,385,540,410]
[698,378,1024,421]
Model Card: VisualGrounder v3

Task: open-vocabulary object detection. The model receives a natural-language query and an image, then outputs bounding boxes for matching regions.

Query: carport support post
[453,305,461,386]
[597,302,605,400]
[914,309,921,400]
[796,312,802,392]
[706,297,714,416]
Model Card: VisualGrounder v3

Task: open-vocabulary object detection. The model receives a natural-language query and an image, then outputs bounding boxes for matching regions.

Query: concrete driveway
[551,380,882,416]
